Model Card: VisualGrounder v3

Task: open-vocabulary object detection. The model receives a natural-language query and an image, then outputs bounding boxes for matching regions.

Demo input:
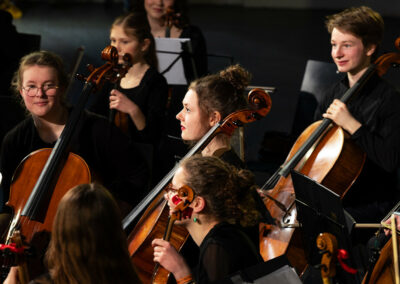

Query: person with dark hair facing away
[4,183,142,284]
[315,6,400,224]
[152,155,263,284]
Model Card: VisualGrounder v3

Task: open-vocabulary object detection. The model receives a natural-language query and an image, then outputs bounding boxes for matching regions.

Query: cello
[124,88,272,283]
[259,37,400,275]
[362,213,400,284]
[1,46,131,282]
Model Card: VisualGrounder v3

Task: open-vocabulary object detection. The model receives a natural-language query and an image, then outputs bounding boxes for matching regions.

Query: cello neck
[262,64,377,191]
[21,81,95,220]
[122,123,222,231]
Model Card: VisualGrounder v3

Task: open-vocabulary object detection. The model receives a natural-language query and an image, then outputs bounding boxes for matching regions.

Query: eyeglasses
[165,183,179,193]
[22,83,59,97]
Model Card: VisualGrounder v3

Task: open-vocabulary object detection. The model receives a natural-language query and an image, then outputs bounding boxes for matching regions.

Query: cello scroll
[316,233,338,284]
[151,185,194,284]
[218,88,272,137]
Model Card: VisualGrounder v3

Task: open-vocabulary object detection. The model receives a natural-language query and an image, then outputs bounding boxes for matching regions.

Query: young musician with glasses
[0,50,150,226]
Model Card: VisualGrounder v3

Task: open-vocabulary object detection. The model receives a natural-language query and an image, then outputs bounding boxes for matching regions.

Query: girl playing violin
[89,12,169,185]
[176,64,251,169]
[0,50,149,221]
[90,12,168,147]
[152,155,263,284]
[4,183,142,284]
[314,6,400,224]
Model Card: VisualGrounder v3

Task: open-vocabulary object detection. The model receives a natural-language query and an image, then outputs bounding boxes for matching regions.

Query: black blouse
[89,66,168,146]
[194,222,263,284]
[0,110,149,211]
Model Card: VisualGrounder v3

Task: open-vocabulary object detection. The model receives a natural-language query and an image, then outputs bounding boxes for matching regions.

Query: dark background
[2,1,400,183]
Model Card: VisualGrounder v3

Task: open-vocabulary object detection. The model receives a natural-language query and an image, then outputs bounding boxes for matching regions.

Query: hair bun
[219,64,252,92]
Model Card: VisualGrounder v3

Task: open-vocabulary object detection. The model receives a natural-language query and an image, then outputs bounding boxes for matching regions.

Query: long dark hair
[46,183,141,284]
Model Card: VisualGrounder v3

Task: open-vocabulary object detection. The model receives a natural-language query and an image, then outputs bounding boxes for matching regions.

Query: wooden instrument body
[363,236,400,284]
[7,148,91,241]
[127,193,188,284]
[124,88,272,284]
[260,121,365,274]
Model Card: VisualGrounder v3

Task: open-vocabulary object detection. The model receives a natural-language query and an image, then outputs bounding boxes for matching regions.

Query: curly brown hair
[325,6,384,59]
[180,155,260,227]
[188,64,251,119]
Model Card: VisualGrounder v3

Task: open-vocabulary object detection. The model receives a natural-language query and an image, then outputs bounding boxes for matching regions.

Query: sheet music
[155,37,191,85]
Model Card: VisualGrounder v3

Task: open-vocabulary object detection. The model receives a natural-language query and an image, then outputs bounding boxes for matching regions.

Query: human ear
[141,38,151,53]
[365,44,377,57]
[192,196,206,213]
[209,111,222,127]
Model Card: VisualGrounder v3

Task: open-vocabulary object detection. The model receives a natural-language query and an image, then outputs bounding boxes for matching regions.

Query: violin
[164,7,185,37]
[125,88,271,283]
[108,53,133,135]
[259,36,400,275]
[1,46,131,283]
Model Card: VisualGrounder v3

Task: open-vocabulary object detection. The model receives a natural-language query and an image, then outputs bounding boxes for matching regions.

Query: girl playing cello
[176,64,251,169]
[0,50,149,227]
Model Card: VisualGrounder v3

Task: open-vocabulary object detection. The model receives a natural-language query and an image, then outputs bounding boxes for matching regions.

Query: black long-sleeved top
[0,110,149,212]
[314,73,400,222]
[89,66,168,146]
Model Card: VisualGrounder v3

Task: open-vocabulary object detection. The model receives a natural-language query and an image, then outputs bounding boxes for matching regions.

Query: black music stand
[291,170,361,284]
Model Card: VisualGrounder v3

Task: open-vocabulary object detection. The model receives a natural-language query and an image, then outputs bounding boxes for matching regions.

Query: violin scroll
[76,45,132,92]
[164,7,184,29]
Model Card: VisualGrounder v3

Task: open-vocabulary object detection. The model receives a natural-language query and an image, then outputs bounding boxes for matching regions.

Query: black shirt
[90,66,168,146]
[0,110,149,211]
[194,222,263,284]
[314,73,400,222]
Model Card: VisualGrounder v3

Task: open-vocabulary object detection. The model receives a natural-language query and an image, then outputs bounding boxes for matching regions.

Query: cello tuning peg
[86,64,95,72]
[75,74,86,82]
